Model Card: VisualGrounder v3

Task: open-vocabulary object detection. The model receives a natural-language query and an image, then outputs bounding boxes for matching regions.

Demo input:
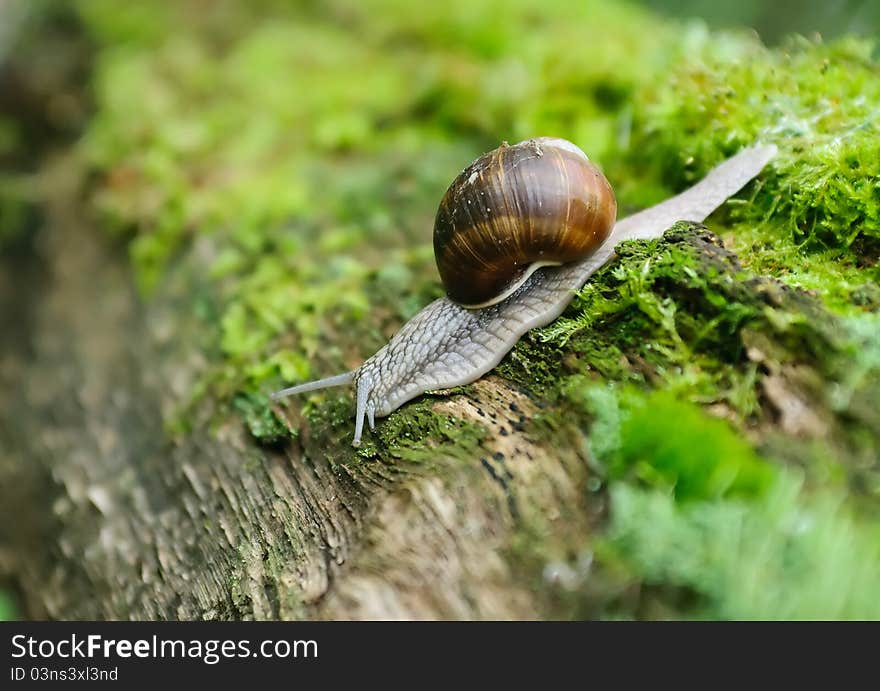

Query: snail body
[271,138,777,446]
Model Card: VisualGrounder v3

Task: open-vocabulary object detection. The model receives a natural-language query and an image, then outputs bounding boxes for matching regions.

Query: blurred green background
[0,590,16,620]
[644,0,879,42]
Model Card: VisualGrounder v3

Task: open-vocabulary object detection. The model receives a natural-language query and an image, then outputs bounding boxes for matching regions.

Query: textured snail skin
[271,144,777,446]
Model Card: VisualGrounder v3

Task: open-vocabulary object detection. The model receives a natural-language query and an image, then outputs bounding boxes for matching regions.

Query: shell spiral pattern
[433,138,617,308]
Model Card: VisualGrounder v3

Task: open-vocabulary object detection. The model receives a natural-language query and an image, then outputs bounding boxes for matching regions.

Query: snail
[271,137,776,446]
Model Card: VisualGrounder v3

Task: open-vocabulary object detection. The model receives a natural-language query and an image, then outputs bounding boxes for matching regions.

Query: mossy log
[1,153,866,619]
[2,0,878,621]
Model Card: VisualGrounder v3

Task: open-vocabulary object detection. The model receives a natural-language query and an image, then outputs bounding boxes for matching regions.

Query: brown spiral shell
[433,137,617,308]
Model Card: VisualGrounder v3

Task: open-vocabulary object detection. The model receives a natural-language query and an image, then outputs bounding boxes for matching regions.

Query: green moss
[727,223,880,314]
[537,379,879,619]
[601,480,880,619]
[616,391,774,501]
[567,381,774,501]
[375,398,488,464]
[233,393,291,444]
[277,386,487,468]
[529,225,756,414]
[0,175,37,250]
[539,223,869,422]
[0,117,21,158]
[614,33,880,311]
[623,36,880,244]
[494,338,572,397]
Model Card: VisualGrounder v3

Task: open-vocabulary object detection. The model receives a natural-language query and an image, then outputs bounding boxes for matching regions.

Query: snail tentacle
[353,372,374,446]
[270,370,356,400]
[271,143,777,447]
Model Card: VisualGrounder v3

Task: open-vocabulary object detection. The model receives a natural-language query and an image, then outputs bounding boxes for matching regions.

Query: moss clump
[293,393,485,469]
[541,225,877,441]
[374,399,488,464]
[613,34,880,312]
[623,36,880,247]
[494,338,572,397]
[0,175,38,251]
[569,380,777,504]
[612,390,774,502]
[233,393,291,444]
[600,480,880,620]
